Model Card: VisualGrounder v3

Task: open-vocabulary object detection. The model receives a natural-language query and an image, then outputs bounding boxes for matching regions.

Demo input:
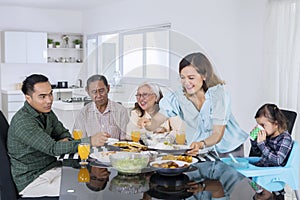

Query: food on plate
[161,155,193,163]
[151,161,189,169]
[110,152,149,174]
[112,141,148,152]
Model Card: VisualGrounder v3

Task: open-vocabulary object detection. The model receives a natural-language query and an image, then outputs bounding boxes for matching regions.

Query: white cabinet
[2,31,47,63]
[1,91,25,122]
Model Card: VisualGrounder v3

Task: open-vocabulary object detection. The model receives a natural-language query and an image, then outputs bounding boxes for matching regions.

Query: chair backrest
[0,110,19,200]
[281,109,297,134]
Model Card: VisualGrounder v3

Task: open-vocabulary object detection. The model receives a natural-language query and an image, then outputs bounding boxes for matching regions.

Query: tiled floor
[285,185,297,200]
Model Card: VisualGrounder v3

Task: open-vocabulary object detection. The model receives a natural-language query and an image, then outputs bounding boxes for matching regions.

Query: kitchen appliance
[57,81,68,88]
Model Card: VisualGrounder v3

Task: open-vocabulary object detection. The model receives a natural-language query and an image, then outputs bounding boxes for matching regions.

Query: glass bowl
[109,152,149,174]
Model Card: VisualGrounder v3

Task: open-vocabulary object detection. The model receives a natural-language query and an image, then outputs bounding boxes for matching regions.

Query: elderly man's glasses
[135,93,154,99]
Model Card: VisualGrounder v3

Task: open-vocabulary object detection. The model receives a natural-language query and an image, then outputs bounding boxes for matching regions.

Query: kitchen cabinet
[1,90,25,122]
[47,33,83,63]
[2,31,47,63]
[1,89,74,123]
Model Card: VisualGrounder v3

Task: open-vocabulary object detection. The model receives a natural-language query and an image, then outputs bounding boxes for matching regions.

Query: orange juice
[78,143,90,160]
[175,132,186,145]
[131,130,141,143]
[78,167,90,183]
[73,129,83,140]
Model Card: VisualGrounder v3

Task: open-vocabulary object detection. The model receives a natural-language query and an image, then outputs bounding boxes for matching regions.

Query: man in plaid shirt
[7,74,109,197]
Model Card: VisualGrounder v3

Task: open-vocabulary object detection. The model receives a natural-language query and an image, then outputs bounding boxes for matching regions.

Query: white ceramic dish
[148,144,191,154]
[89,151,118,164]
[155,156,198,165]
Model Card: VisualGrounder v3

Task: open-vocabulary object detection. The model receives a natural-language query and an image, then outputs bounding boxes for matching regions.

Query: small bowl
[110,152,149,174]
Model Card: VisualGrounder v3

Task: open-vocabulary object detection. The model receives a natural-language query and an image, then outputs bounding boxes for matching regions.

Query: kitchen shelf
[47,32,84,64]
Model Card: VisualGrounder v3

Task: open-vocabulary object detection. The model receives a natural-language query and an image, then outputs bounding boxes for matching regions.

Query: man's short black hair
[21,74,49,96]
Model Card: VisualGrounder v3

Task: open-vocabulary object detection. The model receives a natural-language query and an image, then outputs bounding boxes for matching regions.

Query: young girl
[250,103,293,167]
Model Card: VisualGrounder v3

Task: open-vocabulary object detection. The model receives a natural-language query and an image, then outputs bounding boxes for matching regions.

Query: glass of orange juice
[78,143,90,165]
[175,131,186,145]
[77,166,90,183]
[131,130,141,143]
[73,129,83,140]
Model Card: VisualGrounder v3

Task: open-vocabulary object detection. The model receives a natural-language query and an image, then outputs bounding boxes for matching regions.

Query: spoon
[229,153,239,163]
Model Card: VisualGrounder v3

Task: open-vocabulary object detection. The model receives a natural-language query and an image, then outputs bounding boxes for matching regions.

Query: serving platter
[150,160,190,176]
[148,144,191,154]
[155,156,198,165]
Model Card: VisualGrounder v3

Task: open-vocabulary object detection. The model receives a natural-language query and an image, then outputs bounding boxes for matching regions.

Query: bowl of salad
[110,152,149,174]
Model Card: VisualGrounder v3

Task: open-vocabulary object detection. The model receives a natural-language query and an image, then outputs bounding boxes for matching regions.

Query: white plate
[106,138,119,144]
[150,160,190,176]
[148,144,191,154]
[198,147,214,155]
[155,156,198,165]
[89,151,117,164]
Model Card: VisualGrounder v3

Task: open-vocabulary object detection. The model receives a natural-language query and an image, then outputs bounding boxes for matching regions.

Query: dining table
[58,146,257,200]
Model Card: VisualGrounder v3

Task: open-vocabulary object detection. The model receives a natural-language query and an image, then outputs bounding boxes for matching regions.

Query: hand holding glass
[131,130,141,143]
[73,129,83,140]
[78,143,90,165]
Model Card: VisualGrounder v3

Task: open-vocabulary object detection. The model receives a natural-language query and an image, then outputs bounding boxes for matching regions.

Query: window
[86,24,171,85]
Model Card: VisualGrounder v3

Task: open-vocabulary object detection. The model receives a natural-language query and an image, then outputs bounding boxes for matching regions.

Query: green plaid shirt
[7,101,90,192]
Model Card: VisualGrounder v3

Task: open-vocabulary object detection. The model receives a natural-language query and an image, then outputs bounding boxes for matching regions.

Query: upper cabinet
[47,33,83,63]
[2,31,47,63]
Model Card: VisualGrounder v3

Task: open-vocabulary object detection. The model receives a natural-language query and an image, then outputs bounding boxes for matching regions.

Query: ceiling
[0,0,123,11]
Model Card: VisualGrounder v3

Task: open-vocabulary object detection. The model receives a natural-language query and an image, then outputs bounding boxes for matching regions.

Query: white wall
[82,0,267,135]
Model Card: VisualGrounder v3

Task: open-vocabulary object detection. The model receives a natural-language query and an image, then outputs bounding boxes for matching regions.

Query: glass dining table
[59,151,257,200]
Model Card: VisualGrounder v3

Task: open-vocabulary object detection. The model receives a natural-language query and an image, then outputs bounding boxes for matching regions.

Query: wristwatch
[200,140,206,149]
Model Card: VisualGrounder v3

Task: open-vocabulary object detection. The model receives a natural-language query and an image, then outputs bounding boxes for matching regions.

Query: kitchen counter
[52,100,84,111]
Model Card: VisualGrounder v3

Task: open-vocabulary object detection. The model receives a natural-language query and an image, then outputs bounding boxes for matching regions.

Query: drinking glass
[78,143,90,165]
[131,130,141,143]
[175,131,186,145]
[77,166,90,183]
[73,129,83,140]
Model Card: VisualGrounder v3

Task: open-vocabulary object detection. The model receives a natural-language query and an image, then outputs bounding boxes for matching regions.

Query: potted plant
[73,39,81,49]
[55,41,60,48]
[47,39,53,48]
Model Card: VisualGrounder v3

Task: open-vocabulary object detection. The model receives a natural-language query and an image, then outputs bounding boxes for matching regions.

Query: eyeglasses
[135,93,154,99]
[89,89,106,96]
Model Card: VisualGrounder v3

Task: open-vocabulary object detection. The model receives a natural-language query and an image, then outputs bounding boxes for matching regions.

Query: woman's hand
[153,127,167,133]
[186,141,205,156]
[137,118,151,128]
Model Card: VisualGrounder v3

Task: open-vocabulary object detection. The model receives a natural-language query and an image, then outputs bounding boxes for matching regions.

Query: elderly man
[73,74,129,140]
[7,74,106,198]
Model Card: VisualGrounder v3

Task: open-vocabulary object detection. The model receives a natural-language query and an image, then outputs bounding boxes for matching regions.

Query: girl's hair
[179,52,224,92]
[255,103,287,132]
[133,82,163,117]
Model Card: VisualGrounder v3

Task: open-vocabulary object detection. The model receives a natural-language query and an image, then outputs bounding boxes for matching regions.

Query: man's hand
[58,138,69,142]
[90,132,111,147]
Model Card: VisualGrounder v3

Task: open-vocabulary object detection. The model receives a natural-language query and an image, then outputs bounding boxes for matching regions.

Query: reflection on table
[59,156,256,200]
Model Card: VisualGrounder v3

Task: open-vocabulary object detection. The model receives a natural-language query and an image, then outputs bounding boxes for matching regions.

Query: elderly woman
[126,82,184,143]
